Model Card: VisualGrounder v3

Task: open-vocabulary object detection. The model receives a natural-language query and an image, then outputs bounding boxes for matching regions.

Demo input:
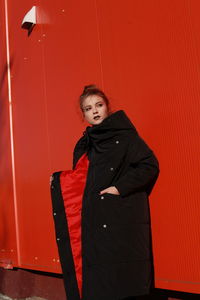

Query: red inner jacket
[60,153,89,298]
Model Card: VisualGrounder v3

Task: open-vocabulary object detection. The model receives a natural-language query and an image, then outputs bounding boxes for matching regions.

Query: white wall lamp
[21,6,36,35]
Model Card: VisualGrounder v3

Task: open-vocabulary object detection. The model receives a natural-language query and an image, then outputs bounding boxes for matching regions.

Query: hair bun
[83,84,97,93]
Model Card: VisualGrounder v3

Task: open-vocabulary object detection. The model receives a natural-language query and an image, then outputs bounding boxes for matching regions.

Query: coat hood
[84,110,138,152]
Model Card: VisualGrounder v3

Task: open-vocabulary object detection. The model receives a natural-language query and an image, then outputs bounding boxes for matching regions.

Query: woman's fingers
[50,175,53,185]
[100,186,120,195]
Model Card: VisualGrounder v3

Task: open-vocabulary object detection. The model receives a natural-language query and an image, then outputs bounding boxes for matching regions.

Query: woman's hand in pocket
[99,186,120,195]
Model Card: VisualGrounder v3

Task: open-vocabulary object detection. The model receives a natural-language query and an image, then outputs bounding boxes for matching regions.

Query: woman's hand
[100,186,120,195]
[50,175,53,185]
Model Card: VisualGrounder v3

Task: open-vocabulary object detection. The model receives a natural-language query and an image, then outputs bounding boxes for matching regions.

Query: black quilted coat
[51,110,159,300]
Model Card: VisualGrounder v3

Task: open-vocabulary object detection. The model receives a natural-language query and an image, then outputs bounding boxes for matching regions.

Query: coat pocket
[98,193,134,226]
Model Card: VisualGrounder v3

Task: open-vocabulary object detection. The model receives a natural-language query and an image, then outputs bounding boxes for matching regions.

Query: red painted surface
[0,0,18,269]
[1,0,200,295]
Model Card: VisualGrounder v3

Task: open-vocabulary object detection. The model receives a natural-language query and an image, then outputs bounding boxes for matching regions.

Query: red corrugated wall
[1,0,200,294]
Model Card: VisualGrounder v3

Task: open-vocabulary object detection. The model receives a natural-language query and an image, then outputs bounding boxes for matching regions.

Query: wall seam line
[94,0,104,89]
[4,0,21,266]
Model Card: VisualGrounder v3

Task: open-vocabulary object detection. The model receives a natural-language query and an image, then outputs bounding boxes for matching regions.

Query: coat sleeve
[114,135,159,197]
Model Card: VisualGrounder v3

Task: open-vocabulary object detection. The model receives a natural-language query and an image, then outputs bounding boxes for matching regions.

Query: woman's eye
[97,103,103,107]
[84,107,91,112]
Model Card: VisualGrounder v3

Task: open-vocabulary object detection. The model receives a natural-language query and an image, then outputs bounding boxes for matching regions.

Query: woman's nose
[92,108,98,114]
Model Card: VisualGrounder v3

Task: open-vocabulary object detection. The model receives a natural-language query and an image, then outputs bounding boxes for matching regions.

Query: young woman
[51,85,159,300]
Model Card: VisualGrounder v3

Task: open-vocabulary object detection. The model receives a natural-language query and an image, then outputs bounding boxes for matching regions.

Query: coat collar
[83,110,137,151]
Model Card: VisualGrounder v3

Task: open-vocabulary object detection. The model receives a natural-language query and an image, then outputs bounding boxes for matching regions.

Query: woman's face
[82,95,109,125]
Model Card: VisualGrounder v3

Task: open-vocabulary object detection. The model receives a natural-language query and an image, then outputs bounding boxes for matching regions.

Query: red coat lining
[60,153,89,298]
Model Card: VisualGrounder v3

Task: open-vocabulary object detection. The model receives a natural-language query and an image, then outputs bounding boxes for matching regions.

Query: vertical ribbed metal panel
[1,0,200,294]
[0,0,18,268]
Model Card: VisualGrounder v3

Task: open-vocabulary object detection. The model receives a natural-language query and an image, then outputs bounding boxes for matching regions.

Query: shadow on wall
[0,57,14,89]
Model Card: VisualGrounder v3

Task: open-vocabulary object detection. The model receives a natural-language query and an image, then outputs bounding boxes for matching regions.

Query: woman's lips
[94,115,100,120]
